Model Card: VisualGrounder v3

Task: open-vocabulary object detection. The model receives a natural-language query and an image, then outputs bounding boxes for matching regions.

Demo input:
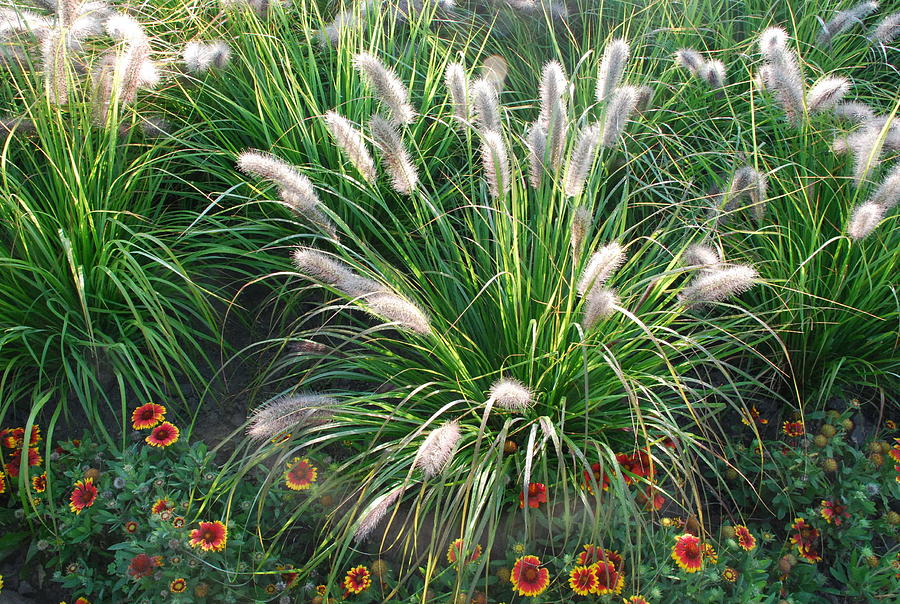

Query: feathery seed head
[873,12,900,44]
[759,27,788,57]
[682,244,721,270]
[105,13,146,43]
[577,242,625,294]
[414,421,461,477]
[674,48,704,76]
[539,60,567,126]
[366,292,432,335]
[354,487,405,542]
[526,121,547,189]
[701,60,726,88]
[489,378,533,411]
[480,130,510,199]
[832,102,875,123]
[247,394,337,439]
[868,163,900,210]
[564,122,602,196]
[353,52,415,125]
[237,151,320,207]
[445,62,468,121]
[679,265,758,306]
[596,38,629,102]
[570,206,592,251]
[370,115,418,195]
[292,247,359,288]
[182,40,231,74]
[807,76,850,113]
[847,202,885,239]
[583,287,618,329]
[325,111,376,183]
[601,85,639,148]
[471,77,501,133]
[818,1,879,46]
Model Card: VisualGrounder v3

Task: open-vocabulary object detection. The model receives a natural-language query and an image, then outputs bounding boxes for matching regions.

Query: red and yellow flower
[575,544,622,570]
[74,598,90,604]
[173,516,185,528]
[616,450,654,484]
[568,565,597,596]
[124,520,138,534]
[740,405,768,426]
[0,471,6,494]
[722,567,738,582]
[889,439,900,463]
[511,555,550,597]
[151,498,172,514]
[343,566,371,595]
[31,473,46,493]
[284,457,317,490]
[583,462,610,494]
[592,560,624,595]
[734,525,756,551]
[820,500,850,526]
[5,447,41,477]
[782,421,805,437]
[170,578,187,593]
[671,533,703,573]
[145,422,179,447]
[131,403,166,430]
[637,485,665,510]
[702,542,718,564]
[69,478,98,514]
[188,521,227,552]
[446,538,482,564]
[624,596,650,604]
[789,518,821,563]
[127,553,163,579]
[519,482,547,509]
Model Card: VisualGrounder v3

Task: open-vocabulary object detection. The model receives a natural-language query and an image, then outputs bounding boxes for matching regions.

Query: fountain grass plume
[564,121,602,196]
[370,115,418,195]
[489,377,533,411]
[872,12,900,44]
[818,1,879,46]
[183,40,231,74]
[596,38,629,103]
[674,48,704,76]
[583,287,617,329]
[701,60,726,89]
[868,163,900,210]
[570,206,591,252]
[480,130,510,199]
[353,52,415,125]
[847,125,886,185]
[539,60,567,167]
[292,247,383,298]
[247,393,338,440]
[806,76,850,113]
[325,111,376,183]
[41,28,67,104]
[471,77,501,133]
[577,242,625,295]
[725,166,768,222]
[679,264,758,306]
[847,202,885,239]
[601,85,638,148]
[833,102,875,123]
[354,486,406,542]
[682,244,721,271]
[413,420,461,477]
[759,27,805,124]
[366,292,432,335]
[526,121,547,189]
[445,62,468,122]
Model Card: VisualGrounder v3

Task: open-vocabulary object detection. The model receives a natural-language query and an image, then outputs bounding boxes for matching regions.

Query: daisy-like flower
[6,448,42,477]
[151,499,172,514]
[446,538,482,564]
[131,403,166,429]
[637,485,665,511]
[820,500,850,526]
[511,555,550,597]
[671,533,703,573]
[740,405,768,426]
[69,478,98,514]
[74,598,90,604]
[170,578,187,593]
[127,553,162,579]
[583,462,610,494]
[173,516,185,528]
[124,520,138,533]
[616,450,654,483]
[592,560,624,595]
[343,566,371,594]
[575,544,623,569]
[889,439,900,463]
[886,420,897,430]
[520,482,547,509]
[722,567,738,582]
[264,584,276,594]
[284,457,318,490]
[624,597,650,604]
[145,422,179,447]
[734,525,756,551]
[782,421,804,437]
[31,473,46,493]
[702,542,718,564]
[0,472,6,494]
[789,518,821,562]
[568,565,597,596]
[188,521,227,552]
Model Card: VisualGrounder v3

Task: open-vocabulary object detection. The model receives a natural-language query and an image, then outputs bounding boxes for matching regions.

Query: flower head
[170,577,187,593]
[583,463,610,494]
[353,52,415,125]
[722,567,738,582]
[740,405,768,426]
[616,450,654,483]
[414,421,461,478]
[782,421,805,438]
[124,520,138,533]
[519,482,547,509]
[734,525,756,551]
[789,518,821,562]
[31,473,46,493]
[145,422,179,447]
[490,378,534,411]
[671,533,703,572]
[624,597,650,604]
[592,560,624,594]
[69,478,98,514]
[152,498,172,514]
[343,565,371,594]
[189,521,227,552]
[128,553,162,579]
[820,500,850,526]
[568,565,597,596]
[131,403,166,430]
[702,542,718,564]
[511,555,550,597]
[284,458,318,490]
[447,538,482,564]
